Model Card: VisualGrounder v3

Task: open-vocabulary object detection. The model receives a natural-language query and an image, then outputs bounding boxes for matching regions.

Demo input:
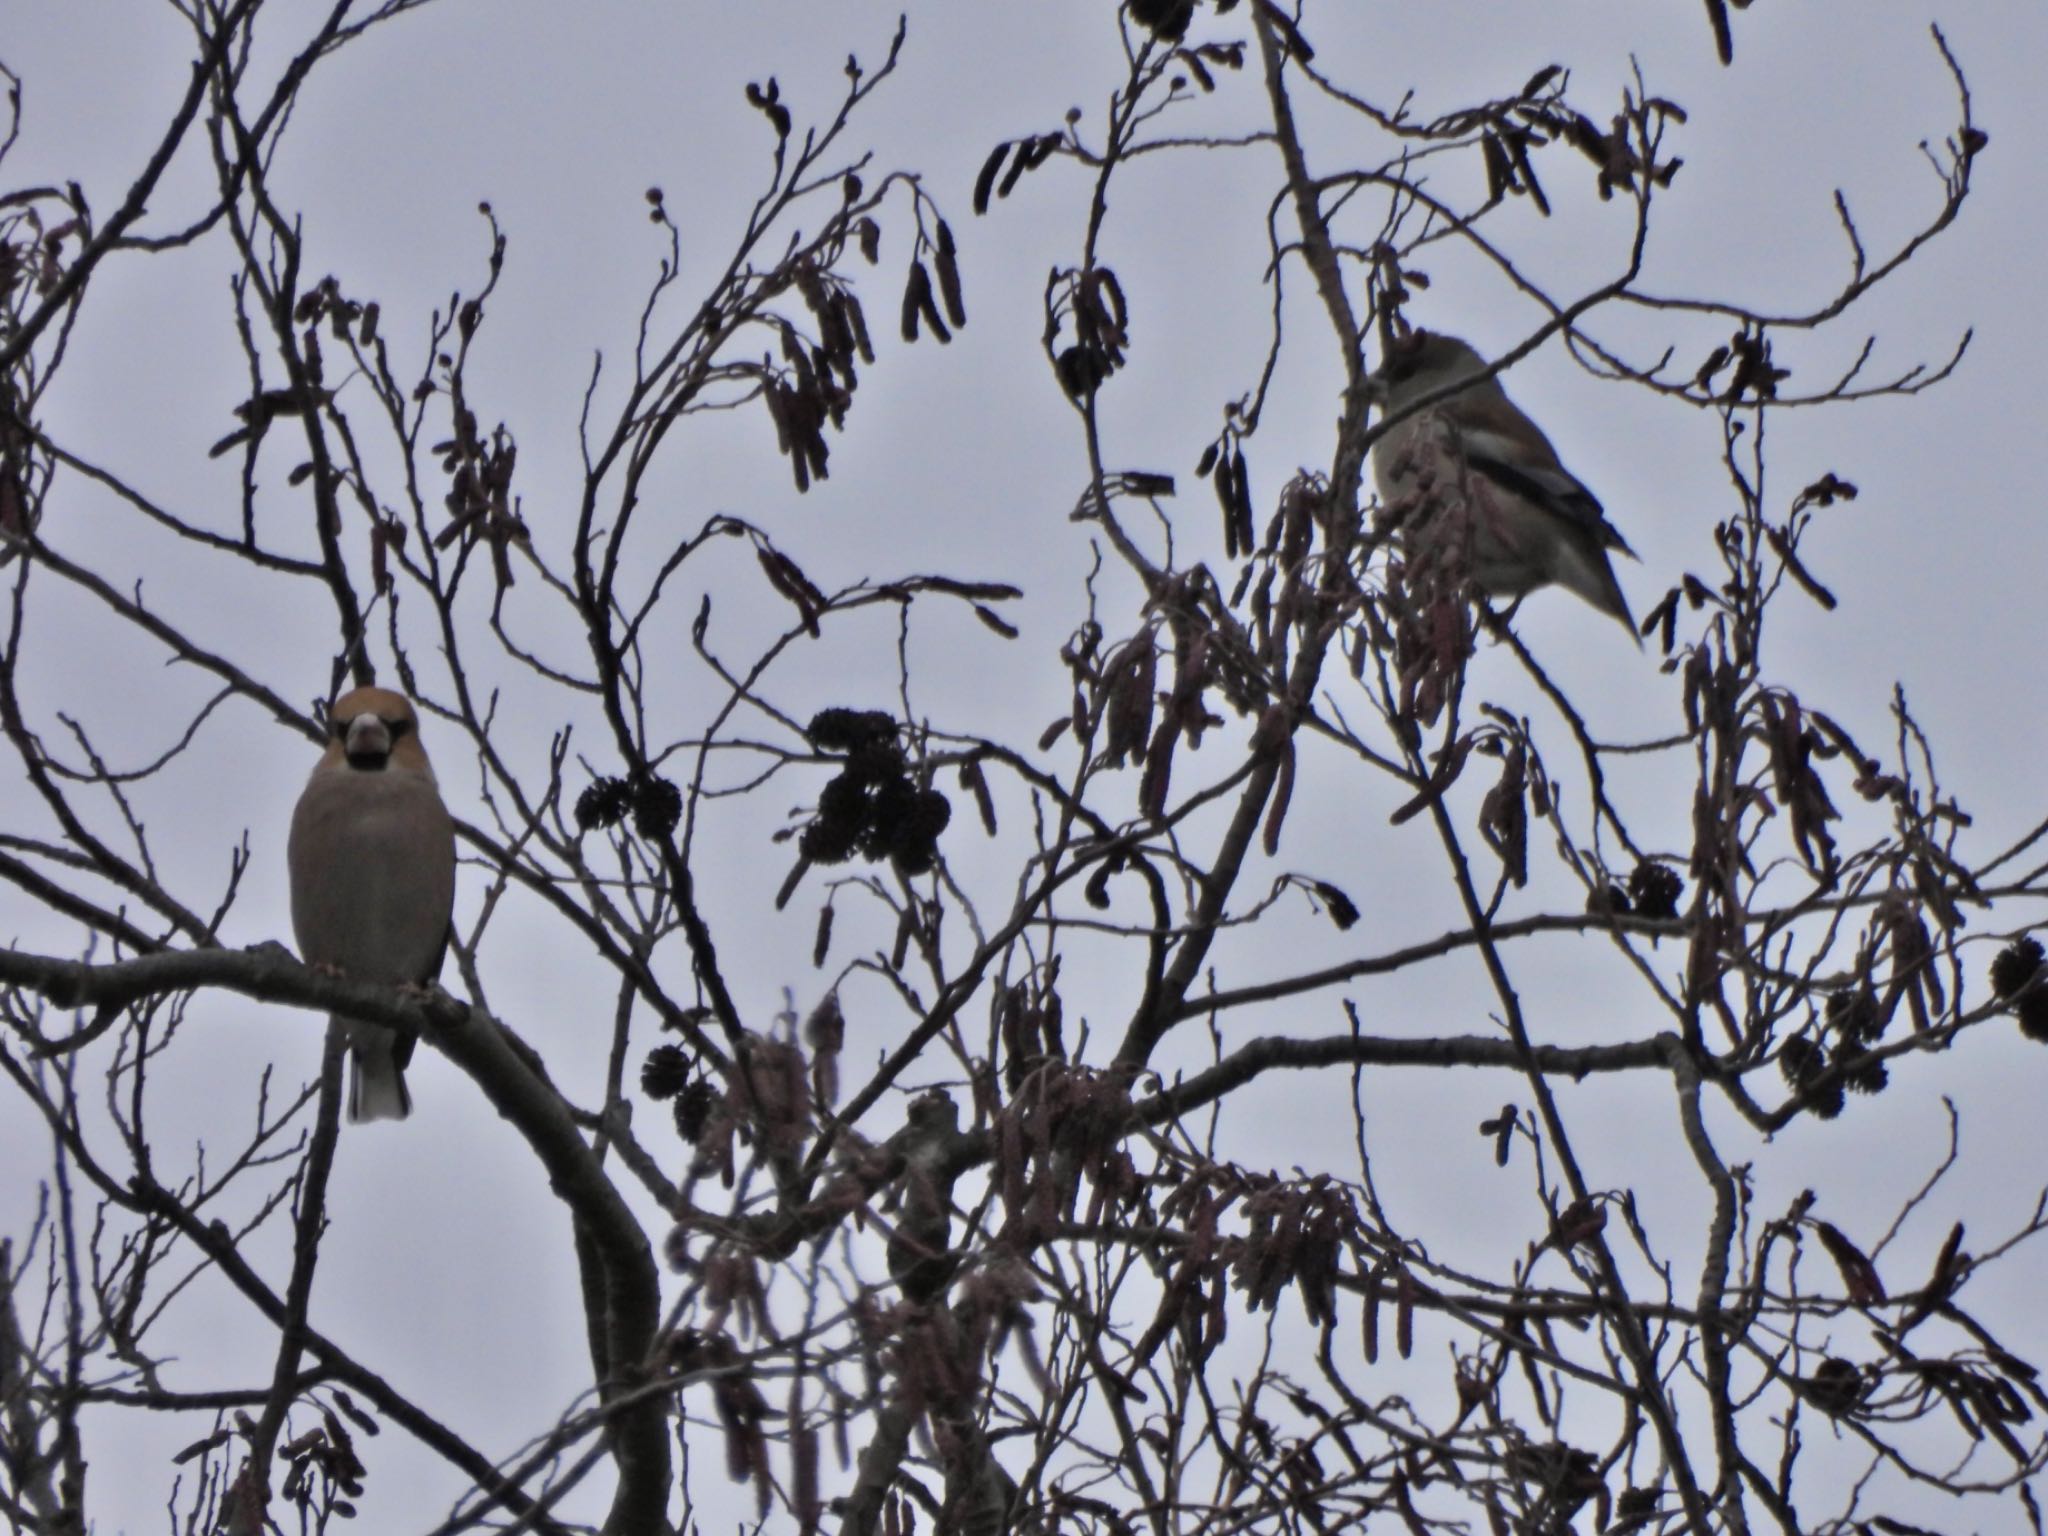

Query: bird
[1362,330,1639,640]
[288,686,456,1122]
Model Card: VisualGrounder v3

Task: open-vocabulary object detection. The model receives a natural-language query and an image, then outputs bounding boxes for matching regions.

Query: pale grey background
[3,2,2043,1528]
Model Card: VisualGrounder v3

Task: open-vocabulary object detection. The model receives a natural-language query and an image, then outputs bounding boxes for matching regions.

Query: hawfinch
[288,687,456,1121]
[1363,330,1639,639]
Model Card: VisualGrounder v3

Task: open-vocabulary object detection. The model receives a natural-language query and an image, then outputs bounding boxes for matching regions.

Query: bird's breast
[288,768,455,985]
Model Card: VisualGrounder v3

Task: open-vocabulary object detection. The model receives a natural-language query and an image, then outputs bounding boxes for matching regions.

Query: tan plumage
[1364,330,1639,639]
[288,687,455,1122]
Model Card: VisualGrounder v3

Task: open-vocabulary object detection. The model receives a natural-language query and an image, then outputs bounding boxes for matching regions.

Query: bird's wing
[1458,425,1637,559]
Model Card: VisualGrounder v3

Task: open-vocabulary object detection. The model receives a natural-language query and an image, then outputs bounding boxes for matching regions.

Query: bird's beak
[344,714,393,769]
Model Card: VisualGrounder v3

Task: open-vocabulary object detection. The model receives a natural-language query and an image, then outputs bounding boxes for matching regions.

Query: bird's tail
[344,1017,413,1122]
[1602,574,1644,648]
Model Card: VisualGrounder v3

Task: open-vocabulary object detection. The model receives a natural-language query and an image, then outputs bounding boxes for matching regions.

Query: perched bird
[1363,330,1639,639]
[289,686,456,1122]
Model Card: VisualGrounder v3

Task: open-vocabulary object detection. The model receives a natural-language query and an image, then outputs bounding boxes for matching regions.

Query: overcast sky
[4,3,2046,1530]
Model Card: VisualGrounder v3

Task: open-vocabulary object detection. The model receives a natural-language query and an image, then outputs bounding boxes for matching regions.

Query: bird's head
[322,687,433,777]
[1363,330,1493,415]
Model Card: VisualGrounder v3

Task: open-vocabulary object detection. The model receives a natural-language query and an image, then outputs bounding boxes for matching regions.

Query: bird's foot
[1477,596,1523,642]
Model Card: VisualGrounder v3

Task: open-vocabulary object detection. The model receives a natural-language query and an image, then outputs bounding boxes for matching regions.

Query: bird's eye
[387,717,412,739]
[329,718,349,739]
